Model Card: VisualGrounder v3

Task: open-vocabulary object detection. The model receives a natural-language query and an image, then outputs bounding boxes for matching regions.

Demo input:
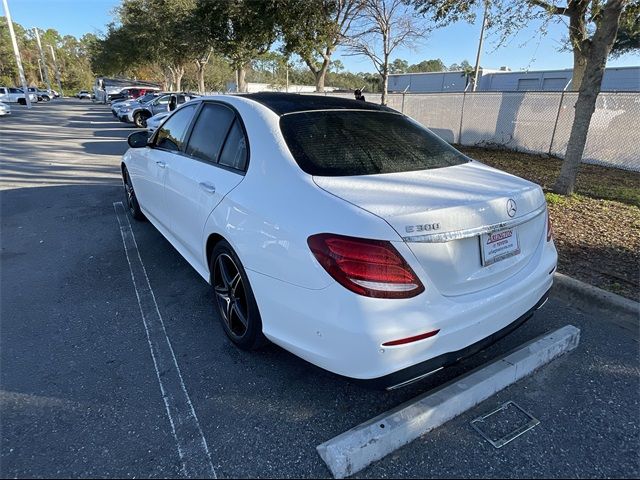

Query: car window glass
[155,104,197,152]
[9,88,18,93]
[155,96,170,105]
[185,103,235,164]
[219,119,248,171]
[280,111,468,176]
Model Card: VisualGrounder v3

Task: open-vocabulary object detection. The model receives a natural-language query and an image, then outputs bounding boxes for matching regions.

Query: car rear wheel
[210,241,267,350]
[133,112,148,128]
[123,168,145,221]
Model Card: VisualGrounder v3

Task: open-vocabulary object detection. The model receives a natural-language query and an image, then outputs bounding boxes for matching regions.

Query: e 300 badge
[405,223,441,234]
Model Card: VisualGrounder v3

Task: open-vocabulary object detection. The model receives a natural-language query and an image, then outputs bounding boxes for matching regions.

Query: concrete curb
[317,325,581,479]
[552,272,639,338]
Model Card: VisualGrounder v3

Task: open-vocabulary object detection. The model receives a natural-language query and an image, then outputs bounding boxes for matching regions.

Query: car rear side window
[280,111,469,176]
[154,104,197,152]
[218,119,248,171]
[186,103,235,164]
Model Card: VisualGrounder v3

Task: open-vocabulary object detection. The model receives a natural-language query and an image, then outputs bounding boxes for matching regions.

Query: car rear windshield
[279,110,468,177]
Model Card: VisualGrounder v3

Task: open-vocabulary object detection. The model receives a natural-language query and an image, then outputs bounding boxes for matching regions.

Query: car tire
[123,168,145,221]
[133,112,148,128]
[18,98,26,105]
[210,241,268,351]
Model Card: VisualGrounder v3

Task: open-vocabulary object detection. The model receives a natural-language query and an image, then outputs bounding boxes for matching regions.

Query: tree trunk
[236,65,247,93]
[195,49,212,94]
[553,0,625,195]
[168,65,185,92]
[570,49,588,91]
[567,1,590,91]
[381,71,388,105]
[174,67,184,92]
[196,61,206,94]
[314,55,331,92]
[315,64,327,92]
[163,68,172,91]
[381,53,389,105]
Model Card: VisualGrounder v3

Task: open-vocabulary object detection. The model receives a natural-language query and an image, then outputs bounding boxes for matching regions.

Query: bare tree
[346,0,427,104]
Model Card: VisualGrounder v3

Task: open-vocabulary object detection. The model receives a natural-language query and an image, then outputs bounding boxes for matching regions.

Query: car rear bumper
[246,234,557,384]
[359,288,550,389]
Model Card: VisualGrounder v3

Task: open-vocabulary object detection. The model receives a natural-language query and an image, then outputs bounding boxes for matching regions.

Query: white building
[226,82,339,93]
[388,66,640,93]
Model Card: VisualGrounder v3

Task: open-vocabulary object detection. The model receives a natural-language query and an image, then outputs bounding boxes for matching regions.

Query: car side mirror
[127,131,150,148]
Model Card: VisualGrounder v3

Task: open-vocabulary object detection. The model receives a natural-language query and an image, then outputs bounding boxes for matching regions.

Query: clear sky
[4,0,639,73]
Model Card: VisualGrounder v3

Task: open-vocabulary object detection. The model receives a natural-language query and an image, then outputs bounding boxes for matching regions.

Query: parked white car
[0,87,38,104]
[121,93,557,389]
[145,110,169,133]
[76,90,91,99]
[0,101,10,116]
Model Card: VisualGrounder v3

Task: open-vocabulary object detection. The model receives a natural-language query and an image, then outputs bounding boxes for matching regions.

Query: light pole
[33,27,52,92]
[2,0,32,108]
[472,0,489,92]
[47,44,64,97]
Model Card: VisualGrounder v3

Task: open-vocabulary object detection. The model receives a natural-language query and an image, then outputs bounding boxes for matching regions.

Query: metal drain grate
[471,401,540,448]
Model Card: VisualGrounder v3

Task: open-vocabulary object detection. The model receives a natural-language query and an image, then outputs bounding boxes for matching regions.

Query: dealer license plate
[480,227,521,266]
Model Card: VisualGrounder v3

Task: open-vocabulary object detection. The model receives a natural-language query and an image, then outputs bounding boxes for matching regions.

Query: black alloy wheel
[211,242,267,350]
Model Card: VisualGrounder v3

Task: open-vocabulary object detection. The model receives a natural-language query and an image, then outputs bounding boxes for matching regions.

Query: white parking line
[317,325,581,478]
[114,201,216,478]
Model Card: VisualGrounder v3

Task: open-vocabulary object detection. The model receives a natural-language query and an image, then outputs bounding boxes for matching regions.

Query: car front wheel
[133,112,148,128]
[210,241,267,350]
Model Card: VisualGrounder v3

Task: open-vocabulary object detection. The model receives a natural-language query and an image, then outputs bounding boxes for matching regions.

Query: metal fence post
[458,91,467,145]
[549,91,565,156]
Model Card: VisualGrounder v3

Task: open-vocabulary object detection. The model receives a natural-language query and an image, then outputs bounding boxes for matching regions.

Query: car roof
[240,92,395,116]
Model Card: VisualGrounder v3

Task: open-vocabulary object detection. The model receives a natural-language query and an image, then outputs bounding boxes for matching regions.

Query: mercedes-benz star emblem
[507,199,517,218]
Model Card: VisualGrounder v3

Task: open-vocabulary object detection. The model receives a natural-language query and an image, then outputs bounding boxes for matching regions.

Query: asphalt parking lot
[1,99,638,478]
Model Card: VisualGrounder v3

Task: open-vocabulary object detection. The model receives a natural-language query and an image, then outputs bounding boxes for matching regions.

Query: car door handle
[199,182,216,194]
[155,160,166,168]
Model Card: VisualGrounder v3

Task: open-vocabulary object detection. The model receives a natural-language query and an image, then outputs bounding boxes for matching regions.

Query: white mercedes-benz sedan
[121,93,557,389]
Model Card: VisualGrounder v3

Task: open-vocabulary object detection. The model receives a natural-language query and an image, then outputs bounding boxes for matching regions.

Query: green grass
[544,192,571,206]
[458,146,640,208]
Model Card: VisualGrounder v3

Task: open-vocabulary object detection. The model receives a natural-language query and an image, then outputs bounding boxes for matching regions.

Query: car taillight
[307,233,425,299]
[546,209,553,242]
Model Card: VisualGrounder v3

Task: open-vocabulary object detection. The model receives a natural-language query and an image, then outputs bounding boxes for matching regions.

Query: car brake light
[307,233,425,299]
[546,209,553,242]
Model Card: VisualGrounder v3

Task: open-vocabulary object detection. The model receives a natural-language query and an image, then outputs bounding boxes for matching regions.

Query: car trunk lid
[313,161,547,296]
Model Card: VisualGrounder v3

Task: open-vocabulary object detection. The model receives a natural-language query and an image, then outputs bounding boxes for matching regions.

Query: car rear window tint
[186,103,235,164]
[280,111,468,176]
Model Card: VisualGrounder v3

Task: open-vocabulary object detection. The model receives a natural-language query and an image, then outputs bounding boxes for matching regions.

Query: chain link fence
[312,90,640,172]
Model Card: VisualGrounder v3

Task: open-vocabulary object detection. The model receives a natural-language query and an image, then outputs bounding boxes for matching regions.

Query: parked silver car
[111,92,163,117]
[118,93,198,128]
